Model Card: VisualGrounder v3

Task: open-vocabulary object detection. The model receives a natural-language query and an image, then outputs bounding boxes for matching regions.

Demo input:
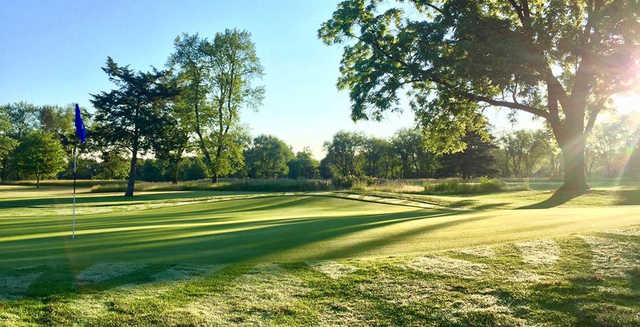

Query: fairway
[1,185,640,326]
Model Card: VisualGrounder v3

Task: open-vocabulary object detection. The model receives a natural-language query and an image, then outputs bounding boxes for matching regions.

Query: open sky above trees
[4,0,637,158]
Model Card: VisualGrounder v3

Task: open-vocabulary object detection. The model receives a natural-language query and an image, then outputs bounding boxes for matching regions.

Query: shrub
[331,175,361,189]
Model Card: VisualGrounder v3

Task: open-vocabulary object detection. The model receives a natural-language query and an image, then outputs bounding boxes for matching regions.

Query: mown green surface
[0,185,639,326]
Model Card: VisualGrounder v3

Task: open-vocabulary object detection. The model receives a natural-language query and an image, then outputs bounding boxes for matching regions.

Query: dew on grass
[592,285,632,296]
[407,256,487,279]
[67,281,175,324]
[316,298,377,327]
[358,272,450,305]
[0,312,21,325]
[152,264,226,282]
[457,245,496,258]
[306,260,358,280]
[579,303,640,326]
[0,273,42,300]
[172,263,310,325]
[508,270,547,283]
[515,239,560,266]
[447,294,531,326]
[76,263,147,284]
[577,235,639,277]
[602,226,640,237]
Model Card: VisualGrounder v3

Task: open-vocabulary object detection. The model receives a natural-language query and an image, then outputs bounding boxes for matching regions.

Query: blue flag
[75,104,87,144]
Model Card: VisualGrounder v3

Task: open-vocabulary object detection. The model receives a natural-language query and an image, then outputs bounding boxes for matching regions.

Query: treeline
[2,98,639,190]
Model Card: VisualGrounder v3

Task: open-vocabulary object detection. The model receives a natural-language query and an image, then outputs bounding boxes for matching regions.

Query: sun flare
[613,94,640,114]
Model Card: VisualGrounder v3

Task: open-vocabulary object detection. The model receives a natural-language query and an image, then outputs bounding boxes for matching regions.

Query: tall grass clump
[350,178,429,193]
[213,179,333,192]
[422,177,521,195]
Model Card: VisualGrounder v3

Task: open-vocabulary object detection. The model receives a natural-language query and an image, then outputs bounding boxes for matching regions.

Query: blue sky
[1,0,537,158]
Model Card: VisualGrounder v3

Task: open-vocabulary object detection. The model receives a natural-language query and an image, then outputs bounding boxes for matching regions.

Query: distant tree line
[2,99,638,190]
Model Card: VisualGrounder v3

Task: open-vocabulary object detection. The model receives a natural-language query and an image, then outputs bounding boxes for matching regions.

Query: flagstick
[72,144,77,239]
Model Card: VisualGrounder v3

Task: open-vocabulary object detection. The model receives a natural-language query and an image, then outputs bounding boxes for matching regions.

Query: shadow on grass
[519,190,578,209]
[0,195,483,299]
[614,189,640,205]
[521,187,640,209]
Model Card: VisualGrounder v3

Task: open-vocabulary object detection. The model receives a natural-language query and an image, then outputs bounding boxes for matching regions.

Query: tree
[179,157,209,181]
[170,30,264,182]
[38,104,91,174]
[391,129,439,178]
[288,148,320,179]
[151,95,190,184]
[13,131,66,188]
[1,102,39,139]
[586,119,629,177]
[361,137,396,178]
[438,131,498,179]
[320,0,640,195]
[0,108,17,181]
[95,151,129,180]
[245,135,293,178]
[323,131,364,177]
[319,156,333,179]
[138,159,165,182]
[0,102,40,180]
[91,57,177,197]
[499,129,552,177]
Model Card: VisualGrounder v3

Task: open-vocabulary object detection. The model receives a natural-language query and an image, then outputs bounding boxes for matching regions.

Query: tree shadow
[519,190,579,209]
[521,187,640,209]
[614,189,640,205]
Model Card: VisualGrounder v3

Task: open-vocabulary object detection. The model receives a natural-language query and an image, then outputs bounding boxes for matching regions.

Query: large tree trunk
[560,142,587,194]
[125,142,139,197]
[558,106,588,195]
[172,160,179,184]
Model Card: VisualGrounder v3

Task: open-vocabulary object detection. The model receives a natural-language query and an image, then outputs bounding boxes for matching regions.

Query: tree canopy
[320,0,640,194]
[170,29,264,181]
[245,135,293,178]
[13,131,66,188]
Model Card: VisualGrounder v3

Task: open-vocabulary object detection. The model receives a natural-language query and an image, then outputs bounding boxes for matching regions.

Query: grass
[0,183,639,325]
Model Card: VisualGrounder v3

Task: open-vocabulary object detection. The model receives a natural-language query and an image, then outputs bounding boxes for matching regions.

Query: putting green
[1,185,639,269]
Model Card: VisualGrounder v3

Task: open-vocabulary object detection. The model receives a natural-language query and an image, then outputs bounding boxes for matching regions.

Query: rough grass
[422,178,529,195]
[306,260,359,280]
[76,263,147,284]
[515,239,561,266]
[0,185,639,325]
